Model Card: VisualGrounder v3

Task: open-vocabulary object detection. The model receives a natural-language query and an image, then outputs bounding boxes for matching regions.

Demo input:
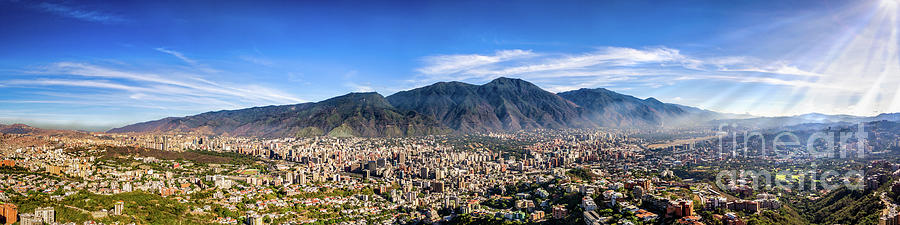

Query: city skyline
[1,0,899,131]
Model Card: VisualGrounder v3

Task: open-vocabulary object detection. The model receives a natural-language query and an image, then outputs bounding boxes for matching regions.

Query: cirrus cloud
[412,46,831,92]
[34,2,127,24]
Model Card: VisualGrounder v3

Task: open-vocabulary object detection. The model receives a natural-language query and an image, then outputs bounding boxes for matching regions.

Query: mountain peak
[486,77,531,85]
[388,77,588,132]
[337,92,382,97]
[434,81,471,86]
[483,77,543,91]
[321,92,392,108]
[429,81,478,89]
[559,88,632,99]
[577,87,617,94]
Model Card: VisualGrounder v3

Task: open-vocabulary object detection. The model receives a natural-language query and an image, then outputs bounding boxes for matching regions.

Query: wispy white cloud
[3,59,305,115]
[413,46,826,91]
[345,82,375,92]
[239,55,275,67]
[154,48,197,65]
[465,47,690,77]
[417,49,536,76]
[5,79,145,92]
[674,74,847,90]
[721,65,822,77]
[34,2,126,24]
[154,48,220,73]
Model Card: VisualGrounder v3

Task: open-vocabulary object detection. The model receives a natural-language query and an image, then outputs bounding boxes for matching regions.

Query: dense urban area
[4,120,900,225]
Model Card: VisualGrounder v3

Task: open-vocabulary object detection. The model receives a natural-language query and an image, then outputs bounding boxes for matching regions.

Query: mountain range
[108,77,733,137]
[714,112,900,128]
[0,123,91,136]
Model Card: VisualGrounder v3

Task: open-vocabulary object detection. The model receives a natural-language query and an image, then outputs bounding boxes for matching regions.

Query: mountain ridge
[108,77,731,137]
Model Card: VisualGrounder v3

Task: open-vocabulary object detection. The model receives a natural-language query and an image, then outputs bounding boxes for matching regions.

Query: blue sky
[1,0,899,130]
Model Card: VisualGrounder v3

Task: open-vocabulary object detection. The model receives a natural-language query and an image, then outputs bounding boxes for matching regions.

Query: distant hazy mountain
[110,77,735,137]
[0,124,96,150]
[874,113,900,121]
[0,123,94,138]
[387,78,592,132]
[715,112,900,128]
[0,123,46,134]
[109,92,450,138]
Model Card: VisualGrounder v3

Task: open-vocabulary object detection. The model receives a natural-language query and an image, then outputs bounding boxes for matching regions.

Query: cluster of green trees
[9,190,214,224]
[566,167,596,181]
[448,214,524,225]
[794,187,881,225]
